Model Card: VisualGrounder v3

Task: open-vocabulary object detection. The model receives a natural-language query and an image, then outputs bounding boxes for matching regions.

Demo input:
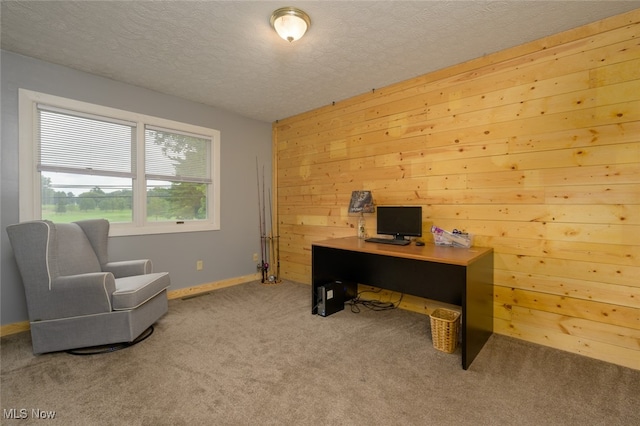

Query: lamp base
[357,214,366,239]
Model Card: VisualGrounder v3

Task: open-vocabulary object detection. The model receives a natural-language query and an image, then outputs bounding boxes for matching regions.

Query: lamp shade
[270,7,311,42]
[349,191,375,213]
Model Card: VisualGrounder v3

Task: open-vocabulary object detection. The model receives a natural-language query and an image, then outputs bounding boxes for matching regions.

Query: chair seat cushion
[112,272,170,311]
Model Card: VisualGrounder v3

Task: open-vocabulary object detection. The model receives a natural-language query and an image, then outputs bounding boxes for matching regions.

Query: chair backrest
[74,219,110,268]
[7,219,123,324]
[6,220,104,295]
[7,220,110,322]
[55,223,102,276]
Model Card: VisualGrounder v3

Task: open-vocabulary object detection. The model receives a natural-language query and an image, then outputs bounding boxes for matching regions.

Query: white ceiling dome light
[270,7,311,42]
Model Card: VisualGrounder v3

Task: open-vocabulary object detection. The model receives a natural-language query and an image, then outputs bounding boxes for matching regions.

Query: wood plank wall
[272,10,640,370]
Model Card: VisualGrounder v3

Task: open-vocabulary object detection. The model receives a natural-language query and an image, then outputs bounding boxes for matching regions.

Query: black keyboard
[365,237,410,246]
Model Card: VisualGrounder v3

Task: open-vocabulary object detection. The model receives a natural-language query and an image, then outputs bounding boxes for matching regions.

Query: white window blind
[145,126,211,184]
[37,104,136,178]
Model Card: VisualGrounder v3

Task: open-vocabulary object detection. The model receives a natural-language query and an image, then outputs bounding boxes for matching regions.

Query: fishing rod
[262,165,269,282]
[275,190,280,282]
[268,189,278,283]
[256,158,265,283]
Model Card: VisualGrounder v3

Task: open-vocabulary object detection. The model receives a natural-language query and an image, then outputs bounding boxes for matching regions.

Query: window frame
[18,89,221,236]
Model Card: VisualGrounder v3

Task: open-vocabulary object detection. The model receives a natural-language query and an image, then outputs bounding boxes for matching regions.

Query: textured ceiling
[2,1,639,123]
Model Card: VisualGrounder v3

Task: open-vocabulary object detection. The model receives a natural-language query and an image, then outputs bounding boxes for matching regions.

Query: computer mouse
[415,241,425,246]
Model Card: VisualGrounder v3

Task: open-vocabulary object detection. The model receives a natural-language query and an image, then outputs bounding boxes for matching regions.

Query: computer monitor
[376,206,422,242]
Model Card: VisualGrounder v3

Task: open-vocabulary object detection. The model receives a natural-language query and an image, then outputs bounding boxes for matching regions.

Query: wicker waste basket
[429,308,461,353]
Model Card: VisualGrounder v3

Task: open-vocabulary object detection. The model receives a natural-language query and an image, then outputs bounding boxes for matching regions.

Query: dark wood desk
[311,236,493,370]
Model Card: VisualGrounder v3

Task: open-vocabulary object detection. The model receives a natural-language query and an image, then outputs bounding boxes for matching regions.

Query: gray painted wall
[1,50,273,326]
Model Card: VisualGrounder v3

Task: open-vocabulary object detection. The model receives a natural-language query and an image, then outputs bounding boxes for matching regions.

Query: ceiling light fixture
[270,7,311,42]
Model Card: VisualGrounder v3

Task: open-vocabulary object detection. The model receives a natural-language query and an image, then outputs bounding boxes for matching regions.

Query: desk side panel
[463,252,494,369]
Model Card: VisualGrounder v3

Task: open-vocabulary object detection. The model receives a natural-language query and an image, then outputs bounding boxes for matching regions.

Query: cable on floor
[346,289,404,313]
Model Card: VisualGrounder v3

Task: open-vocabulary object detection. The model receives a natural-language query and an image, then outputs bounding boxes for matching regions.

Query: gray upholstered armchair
[6,219,170,354]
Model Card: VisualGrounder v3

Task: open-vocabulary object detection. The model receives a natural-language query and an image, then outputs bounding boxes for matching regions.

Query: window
[19,89,220,236]
[144,126,212,223]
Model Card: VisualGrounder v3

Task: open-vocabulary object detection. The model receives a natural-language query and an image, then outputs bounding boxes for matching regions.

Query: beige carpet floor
[1,280,639,425]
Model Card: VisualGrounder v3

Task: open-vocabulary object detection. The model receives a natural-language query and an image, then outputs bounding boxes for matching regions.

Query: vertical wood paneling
[273,10,640,370]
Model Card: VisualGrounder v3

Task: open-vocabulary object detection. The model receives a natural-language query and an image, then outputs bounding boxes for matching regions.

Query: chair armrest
[103,260,152,278]
[34,273,117,321]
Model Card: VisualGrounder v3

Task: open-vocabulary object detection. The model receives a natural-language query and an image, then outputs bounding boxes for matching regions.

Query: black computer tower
[317,281,344,317]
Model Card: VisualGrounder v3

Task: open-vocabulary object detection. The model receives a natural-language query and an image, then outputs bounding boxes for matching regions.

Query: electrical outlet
[196,260,203,271]
[253,253,259,262]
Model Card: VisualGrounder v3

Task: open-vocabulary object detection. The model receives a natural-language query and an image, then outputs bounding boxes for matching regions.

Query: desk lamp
[348,191,374,239]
